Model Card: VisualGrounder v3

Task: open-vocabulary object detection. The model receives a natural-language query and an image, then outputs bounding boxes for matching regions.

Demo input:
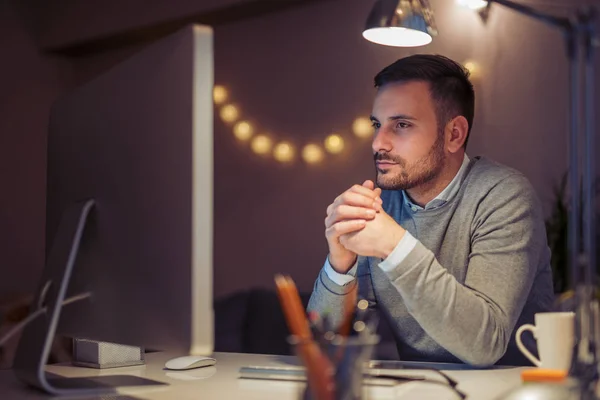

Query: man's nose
[372,129,393,153]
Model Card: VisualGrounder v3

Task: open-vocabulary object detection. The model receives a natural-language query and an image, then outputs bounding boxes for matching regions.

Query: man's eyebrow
[388,114,417,121]
[370,114,417,122]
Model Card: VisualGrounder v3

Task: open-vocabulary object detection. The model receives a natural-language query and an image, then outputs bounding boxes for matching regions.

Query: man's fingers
[359,181,383,206]
[327,182,383,221]
[325,205,376,227]
[348,183,379,200]
[335,191,381,209]
[373,188,383,210]
[326,219,366,240]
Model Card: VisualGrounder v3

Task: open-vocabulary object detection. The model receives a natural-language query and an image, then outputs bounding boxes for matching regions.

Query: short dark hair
[374,54,475,148]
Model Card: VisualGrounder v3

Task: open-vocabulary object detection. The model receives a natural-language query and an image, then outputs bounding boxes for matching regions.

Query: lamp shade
[363,0,438,47]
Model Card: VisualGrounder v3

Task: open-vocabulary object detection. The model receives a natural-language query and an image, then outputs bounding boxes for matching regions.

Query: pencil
[274,274,334,400]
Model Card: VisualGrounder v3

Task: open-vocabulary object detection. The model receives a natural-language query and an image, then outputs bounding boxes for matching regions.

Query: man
[307,54,554,367]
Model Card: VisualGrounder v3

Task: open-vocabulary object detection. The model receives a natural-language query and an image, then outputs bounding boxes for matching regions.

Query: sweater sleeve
[379,174,547,366]
[307,256,375,329]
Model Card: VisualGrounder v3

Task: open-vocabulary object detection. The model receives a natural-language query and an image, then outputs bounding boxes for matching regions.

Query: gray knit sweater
[307,156,554,366]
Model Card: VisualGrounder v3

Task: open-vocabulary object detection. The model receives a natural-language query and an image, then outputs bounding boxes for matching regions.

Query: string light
[216,87,379,164]
[464,60,480,79]
[213,85,228,105]
[251,135,273,155]
[324,134,345,154]
[233,121,254,141]
[352,117,373,138]
[302,144,324,164]
[273,142,295,162]
[220,104,239,123]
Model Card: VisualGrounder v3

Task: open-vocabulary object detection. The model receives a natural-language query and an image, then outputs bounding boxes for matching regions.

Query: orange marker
[521,368,567,383]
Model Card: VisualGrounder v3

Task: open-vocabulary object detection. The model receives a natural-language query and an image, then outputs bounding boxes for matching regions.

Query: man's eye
[371,122,381,129]
[397,122,411,129]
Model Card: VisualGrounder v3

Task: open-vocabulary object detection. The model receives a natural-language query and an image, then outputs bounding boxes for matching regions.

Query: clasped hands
[325,180,405,274]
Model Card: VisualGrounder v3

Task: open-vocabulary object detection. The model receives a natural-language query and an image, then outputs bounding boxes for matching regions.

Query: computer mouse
[164,355,217,370]
[166,366,217,381]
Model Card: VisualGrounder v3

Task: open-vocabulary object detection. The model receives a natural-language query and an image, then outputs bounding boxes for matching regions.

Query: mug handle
[516,324,541,367]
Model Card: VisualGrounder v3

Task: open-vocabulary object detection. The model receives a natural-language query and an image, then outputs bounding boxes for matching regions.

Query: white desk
[0,351,529,399]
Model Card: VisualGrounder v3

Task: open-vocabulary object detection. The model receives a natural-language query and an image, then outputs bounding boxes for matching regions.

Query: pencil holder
[290,334,380,400]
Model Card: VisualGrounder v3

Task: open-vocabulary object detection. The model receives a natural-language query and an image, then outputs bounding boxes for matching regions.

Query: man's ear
[445,116,469,153]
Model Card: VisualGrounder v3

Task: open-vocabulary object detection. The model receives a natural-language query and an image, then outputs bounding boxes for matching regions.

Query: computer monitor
[13,24,214,396]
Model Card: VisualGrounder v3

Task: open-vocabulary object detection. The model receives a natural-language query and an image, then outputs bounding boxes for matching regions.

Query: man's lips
[376,161,397,166]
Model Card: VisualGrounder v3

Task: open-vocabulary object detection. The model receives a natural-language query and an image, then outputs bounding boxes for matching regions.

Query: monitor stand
[11,200,166,396]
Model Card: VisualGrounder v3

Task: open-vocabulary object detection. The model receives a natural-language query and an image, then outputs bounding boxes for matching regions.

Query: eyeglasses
[367,362,467,399]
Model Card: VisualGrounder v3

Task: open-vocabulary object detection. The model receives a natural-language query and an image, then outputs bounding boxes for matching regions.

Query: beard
[374,133,446,191]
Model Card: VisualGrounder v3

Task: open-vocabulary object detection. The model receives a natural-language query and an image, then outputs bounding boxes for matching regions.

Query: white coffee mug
[516,311,575,370]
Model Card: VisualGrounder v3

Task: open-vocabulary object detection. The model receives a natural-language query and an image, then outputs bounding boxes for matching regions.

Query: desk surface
[0,351,530,399]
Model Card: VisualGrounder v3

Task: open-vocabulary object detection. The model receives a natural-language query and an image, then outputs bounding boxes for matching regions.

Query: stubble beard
[375,134,446,191]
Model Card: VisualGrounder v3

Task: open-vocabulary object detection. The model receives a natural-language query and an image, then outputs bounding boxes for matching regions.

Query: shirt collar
[403,153,470,212]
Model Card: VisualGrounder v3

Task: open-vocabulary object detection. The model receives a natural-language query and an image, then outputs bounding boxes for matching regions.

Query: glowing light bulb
[464,60,480,79]
[273,142,295,162]
[251,135,272,155]
[213,86,228,105]
[302,144,324,164]
[233,121,254,141]
[352,117,373,138]
[324,134,345,154]
[220,104,239,123]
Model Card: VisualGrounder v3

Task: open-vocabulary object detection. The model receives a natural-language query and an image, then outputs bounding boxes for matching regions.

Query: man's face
[370,81,446,191]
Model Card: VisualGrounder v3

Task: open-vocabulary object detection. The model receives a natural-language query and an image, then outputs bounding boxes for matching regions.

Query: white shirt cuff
[378,231,418,272]
[324,257,357,286]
